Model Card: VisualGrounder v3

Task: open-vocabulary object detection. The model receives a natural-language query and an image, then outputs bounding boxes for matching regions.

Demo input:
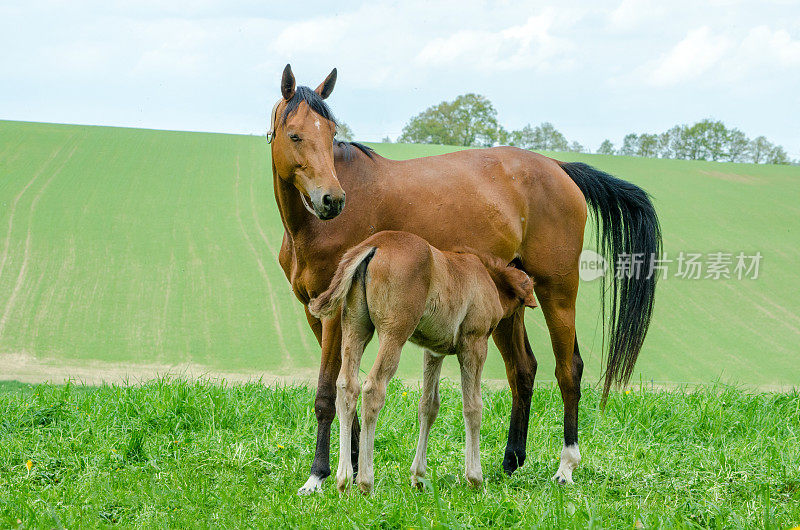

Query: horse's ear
[281,64,296,100]
[315,68,337,100]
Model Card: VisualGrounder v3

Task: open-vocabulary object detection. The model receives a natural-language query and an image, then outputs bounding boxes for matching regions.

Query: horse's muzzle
[315,191,345,220]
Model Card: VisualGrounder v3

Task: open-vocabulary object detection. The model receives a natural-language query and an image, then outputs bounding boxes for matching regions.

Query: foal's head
[481,257,538,317]
[270,64,345,220]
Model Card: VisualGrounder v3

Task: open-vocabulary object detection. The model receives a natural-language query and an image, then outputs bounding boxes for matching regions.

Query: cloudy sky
[2,0,798,155]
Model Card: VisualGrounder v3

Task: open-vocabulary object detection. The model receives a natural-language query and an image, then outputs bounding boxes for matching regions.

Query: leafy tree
[685,119,728,161]
[664,125,690,160]
[726,128,750,162]
[336,122,354,141]
[767,145,790,165]
[569,141,586,153]
[657,132,672,158]
[380,136,393,143]
[749,136,773,164]
[620,134,639,156]
[399,94,501,147]
[507,124,536,149]
[530,122,569,151]
[597,139,615,155]
[507,122,572,151]
[637,133,659,158]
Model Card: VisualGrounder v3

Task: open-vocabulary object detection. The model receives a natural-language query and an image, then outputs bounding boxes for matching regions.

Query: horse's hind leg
[458,337,488,488]
[410,349,445,487]
[492,307,537,475]
[536,276,583,484]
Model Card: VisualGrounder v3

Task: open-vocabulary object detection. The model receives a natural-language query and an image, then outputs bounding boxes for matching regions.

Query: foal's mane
[282,85,375,161]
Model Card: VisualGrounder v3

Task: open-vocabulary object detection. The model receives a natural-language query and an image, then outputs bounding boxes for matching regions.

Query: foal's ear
[504,267,538,309]
[281,64,296,100]
[315,68,337,99]
[522,283,538,309]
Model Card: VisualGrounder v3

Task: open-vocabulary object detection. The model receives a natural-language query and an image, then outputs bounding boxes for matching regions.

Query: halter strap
[267,97,319,217]
[266,99,281,144]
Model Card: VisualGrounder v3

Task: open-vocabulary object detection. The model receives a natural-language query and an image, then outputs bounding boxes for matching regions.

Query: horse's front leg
[298,310,350,495]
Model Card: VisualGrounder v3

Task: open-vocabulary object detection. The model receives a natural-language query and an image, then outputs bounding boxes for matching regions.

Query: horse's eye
[289,134,302,142]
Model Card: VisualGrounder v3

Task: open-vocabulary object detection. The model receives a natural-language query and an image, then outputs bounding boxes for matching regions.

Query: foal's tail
[559,162,662,405]
[308,245,377,319]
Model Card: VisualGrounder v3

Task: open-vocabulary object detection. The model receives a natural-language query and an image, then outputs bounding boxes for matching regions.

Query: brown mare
[268,65,661,493]
[308,230,539,493]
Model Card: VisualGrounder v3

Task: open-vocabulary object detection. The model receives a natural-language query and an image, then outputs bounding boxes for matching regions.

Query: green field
[0,120,799,388]
[1,380,798,527]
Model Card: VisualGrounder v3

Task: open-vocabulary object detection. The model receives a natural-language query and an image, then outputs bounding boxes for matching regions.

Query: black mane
[281,86,337,126]
[283,86,375,161]
[336,140,375,161]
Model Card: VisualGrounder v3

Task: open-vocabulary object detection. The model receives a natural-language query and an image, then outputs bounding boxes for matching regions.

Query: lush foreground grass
[1,380,798,528]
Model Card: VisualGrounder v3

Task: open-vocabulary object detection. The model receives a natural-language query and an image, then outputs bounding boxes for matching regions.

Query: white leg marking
[553,443,581,485]
[298,474,325,495]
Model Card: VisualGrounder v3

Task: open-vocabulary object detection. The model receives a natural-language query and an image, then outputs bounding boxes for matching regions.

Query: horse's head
[270,64,345,220]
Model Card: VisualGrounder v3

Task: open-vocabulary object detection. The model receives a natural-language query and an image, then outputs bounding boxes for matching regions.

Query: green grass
[1,379,798,528]
[1,120,799,388]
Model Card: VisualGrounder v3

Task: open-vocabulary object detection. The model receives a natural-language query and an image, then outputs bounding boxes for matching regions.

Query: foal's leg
[410,349,445,487]
[536,277,583,484]
[335,282,374,492]
[458,337,488,488]
[298,313,342,495]
[492,307,537,475]
[335,322,372,492]
[357,336,404,494]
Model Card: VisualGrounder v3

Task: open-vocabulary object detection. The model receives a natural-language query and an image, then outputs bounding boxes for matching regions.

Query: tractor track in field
[247,170,313,354]
[0,140,78,339]
[0,136,73,283]
[233,155,290,363]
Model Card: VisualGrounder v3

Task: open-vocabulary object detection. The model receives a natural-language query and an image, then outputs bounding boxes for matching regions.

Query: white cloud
[639,24,800,88]
[647,26,731,87]
[415,11,575,73]
[738,26,800,69]
[608,0,666,30]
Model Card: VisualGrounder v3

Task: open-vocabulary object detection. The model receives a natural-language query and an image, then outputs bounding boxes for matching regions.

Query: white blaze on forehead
[314,118,321,130]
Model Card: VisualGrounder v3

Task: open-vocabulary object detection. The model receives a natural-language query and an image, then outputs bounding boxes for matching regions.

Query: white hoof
[553,469,574,485]
[553,443,581,485]
[297,474,325,495]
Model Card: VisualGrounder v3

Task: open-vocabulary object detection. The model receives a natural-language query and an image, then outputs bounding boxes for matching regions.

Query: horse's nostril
[322,194,333,207]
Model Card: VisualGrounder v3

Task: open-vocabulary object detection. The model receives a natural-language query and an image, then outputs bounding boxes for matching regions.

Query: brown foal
[309,231,537,493]
[269,65,661,493]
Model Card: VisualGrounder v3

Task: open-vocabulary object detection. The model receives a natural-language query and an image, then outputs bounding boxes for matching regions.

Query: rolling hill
[1,120,798,388]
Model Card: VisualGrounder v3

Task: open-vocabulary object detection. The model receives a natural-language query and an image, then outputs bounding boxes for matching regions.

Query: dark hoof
[502,448,526,475]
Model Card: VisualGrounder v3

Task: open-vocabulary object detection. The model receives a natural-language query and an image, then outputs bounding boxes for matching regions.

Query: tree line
[393,94,794,165]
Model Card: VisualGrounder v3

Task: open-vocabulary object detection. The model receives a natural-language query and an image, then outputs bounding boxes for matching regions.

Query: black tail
[559,162,662,405]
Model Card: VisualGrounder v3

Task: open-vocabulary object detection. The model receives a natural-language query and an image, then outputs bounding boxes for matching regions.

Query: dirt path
[0,352,318,386]
[1,352,795,392]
